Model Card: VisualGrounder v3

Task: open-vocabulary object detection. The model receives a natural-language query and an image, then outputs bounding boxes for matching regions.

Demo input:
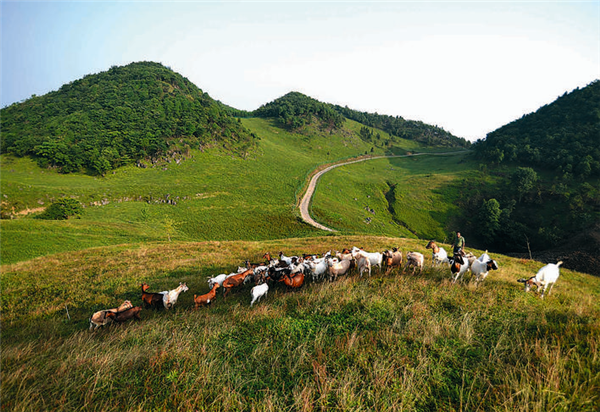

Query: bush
[36,199,83,220]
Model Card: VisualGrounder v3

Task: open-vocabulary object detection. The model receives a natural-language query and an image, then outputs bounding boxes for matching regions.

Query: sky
[1,1,599,141]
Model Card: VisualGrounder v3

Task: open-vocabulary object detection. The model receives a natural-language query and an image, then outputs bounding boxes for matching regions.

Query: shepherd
[452,231,466,256]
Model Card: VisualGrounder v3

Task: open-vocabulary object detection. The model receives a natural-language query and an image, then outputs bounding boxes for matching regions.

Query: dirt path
[299,151,468,232]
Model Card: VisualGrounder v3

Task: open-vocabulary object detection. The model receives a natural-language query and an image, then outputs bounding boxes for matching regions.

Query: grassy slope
[310,152,484,241]
[1,236,599,411]
[0,118,436,264]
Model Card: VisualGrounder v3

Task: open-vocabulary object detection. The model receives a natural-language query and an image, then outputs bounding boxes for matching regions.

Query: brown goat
[105,306,142,323]
[194,284,220,309]
[383,248,403,273]
[141,283,165,309]
[222,268,253,297]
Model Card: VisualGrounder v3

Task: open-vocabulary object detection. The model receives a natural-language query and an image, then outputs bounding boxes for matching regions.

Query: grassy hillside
[2,236,598,411]
[310,151,482,241]
[0,62,257,174]
[2,118,440,264]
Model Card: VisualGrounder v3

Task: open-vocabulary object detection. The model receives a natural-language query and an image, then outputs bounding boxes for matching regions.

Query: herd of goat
[89,241,564,331]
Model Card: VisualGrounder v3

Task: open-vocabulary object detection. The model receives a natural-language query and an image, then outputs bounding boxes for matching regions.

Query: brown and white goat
[194,284,219,309]
[327,256,352,282]
[89,300,133,331]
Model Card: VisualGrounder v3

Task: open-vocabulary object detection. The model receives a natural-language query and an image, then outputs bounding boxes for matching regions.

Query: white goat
[405,252,424,274]
[518,261,563,299]
[470,251,499,284]
[250,283,269,306]
[355,254,372,278]
[351,246,383,272]
[163,282,189,309]
[425,241,449,266]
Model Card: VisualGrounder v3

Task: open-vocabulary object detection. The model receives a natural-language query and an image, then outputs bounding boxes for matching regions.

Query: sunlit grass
[2,236,599,411]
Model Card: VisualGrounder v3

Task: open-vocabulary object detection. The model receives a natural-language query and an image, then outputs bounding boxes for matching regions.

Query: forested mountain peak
[0,61,258,174]
[474,80,600,178]
[254,91,470,148]
[253,91,345,131]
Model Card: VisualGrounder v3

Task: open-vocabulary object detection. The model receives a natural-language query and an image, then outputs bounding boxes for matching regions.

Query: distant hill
[253,91,470,148]
[253,92,345,131]
[0,62,258,174]
[331,104,470,148]
[474,80,600,177]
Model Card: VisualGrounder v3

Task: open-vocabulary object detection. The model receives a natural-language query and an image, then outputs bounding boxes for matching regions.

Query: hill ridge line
[299,151,469,232]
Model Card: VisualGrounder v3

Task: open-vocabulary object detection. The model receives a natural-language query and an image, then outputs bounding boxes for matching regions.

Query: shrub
[36,199,83,220]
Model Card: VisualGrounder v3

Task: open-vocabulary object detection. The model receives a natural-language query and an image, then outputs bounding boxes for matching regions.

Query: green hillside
[2,237,599,411]
[462,81,600,263]
[0,62,258,175]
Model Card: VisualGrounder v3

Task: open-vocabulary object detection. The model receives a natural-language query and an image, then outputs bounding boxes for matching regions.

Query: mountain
[474,80,600,177]
[253,91,345,131]
[461,80,600,272]
[0,62,258,174]
[253,91,470,148]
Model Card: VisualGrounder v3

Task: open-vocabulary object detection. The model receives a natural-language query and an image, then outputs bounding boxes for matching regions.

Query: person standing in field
[452,231,466,255]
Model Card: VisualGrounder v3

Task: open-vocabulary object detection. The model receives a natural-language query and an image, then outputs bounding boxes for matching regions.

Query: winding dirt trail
[299,151,467,232]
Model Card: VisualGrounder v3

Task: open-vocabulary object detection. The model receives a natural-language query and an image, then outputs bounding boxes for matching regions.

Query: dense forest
[473,80,600,178]
[252,91,470,148]
[464,81,600,255]
[331,104,470,148]
[0,62,258,174]
[253,92,345,131]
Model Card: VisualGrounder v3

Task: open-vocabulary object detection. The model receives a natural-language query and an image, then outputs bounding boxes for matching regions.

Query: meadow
[2,236,599,411]
[0,118,454,264]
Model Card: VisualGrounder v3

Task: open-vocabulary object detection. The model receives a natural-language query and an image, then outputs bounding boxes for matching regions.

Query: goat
[326,255,352,282]
[89,300,133,331]
[405,252,424,274]
[250,283,269,306]
[305,257,329,282]
[382,248,403,273]
[222,268,253,297]
[448,253,470,283]
[105,306,142,324]
[208,274,228,289]
[356,254,372,278]
[141,283,166,309]
[351,247,383,272]
[163,282,189,309]
[470,252,499,284]
[279,251,299,266]
[518,261,563,299]
[425,240,449,266]
[194,284,219,309]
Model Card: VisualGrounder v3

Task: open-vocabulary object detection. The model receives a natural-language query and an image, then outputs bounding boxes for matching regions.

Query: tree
[477,198,502,244]
[36,199,83,220]
[511,167,539,203]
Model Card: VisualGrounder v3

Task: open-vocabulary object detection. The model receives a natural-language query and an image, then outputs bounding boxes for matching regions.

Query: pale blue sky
[2,1,598,141]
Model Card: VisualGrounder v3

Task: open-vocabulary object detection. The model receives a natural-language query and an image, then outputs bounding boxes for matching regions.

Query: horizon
[2,2,598,141]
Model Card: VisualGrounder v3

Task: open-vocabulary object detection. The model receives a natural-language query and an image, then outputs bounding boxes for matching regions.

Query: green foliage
[511,167,539,203]
[477,198,501,243]
[36,198,83,220]
[474,80,600,178]
[254,91,345,131]
[332,104,471,148]
[0,62,258,174]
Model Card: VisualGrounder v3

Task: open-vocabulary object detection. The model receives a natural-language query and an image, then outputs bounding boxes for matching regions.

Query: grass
[310,152,481,241]
[2,236,599,411]
[0,118,460,265]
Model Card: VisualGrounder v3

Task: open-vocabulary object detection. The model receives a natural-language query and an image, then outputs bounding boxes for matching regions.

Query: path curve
[299,151,468,232]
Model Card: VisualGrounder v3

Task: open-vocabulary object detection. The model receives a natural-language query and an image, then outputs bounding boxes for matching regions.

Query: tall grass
[2,236,599,411]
